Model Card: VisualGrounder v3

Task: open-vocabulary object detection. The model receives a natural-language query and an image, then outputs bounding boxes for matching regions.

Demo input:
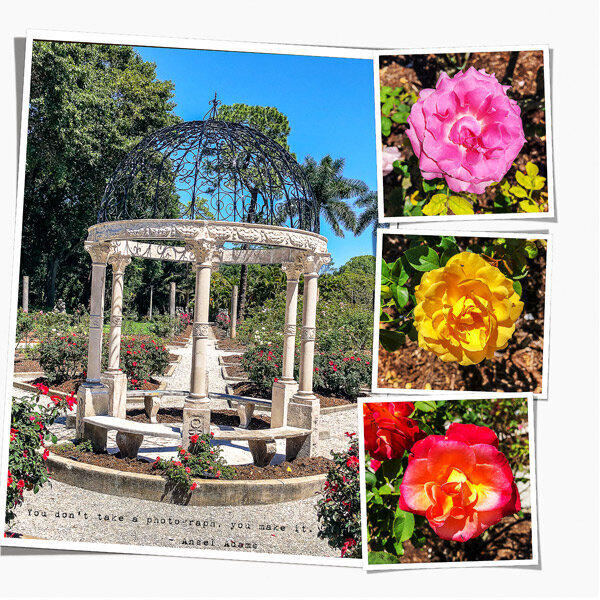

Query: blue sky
[135,46,377,267]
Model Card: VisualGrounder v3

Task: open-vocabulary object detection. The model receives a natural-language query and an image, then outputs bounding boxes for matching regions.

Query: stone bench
[127,389,189,423]
[211,426,311,466]
[83,415,181,458]
[211,392,272,428]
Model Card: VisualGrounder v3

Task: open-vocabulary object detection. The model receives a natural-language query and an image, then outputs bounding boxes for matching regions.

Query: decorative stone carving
[110,315,122,327]
[300,253,331,275]
[187,240,223,265]
[301,326,316,341]
[284,324,297,336]
[89,315,103,329]
[84,241,112,265]
[192,323,210,338]
[108,253,131,274]
[281,258,305,281]
[86,220,328,254]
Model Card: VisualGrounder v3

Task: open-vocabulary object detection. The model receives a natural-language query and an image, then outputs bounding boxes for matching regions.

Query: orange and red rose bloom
[399,423,520,542]
[363,402,424,463]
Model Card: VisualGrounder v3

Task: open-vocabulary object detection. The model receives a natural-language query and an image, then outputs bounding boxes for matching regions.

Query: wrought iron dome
[98,97,319,233]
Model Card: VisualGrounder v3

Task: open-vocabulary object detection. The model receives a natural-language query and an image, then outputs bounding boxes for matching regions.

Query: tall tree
[354,190,379,236]
[23,42,180,308]
[217,103,292,321]
[301,155,366,237]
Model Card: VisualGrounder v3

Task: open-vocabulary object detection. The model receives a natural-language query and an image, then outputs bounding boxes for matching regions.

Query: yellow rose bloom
[413,252,524,366]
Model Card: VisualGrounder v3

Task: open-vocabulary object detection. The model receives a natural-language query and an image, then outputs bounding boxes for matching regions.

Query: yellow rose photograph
[376,231,549,396]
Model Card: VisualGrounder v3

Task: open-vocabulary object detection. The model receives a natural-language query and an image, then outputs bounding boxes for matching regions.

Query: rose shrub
[399,423,521,542]
[6,389,76,524]
[152,433,234,489]
[363,402,424,464]
[38,332,88,383]
[118,337,169,389]
[316,433,361,558]
[406,67,526,195]
[413,251,524,365]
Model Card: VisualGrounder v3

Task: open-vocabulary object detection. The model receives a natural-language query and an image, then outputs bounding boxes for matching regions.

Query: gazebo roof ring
[97,116,319,233]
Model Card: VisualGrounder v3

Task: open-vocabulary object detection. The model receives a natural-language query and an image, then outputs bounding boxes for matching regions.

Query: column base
[100,371,128,419]
[286,393,320,459]
[182,400,211,449]
[75,382,109,440]
[271,379,299,428]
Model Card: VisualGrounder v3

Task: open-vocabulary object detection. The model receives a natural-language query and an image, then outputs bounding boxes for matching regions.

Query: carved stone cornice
[84,242,112,265]
[187,240,223,265]
[281,257,305,281]
[86,220,328,254]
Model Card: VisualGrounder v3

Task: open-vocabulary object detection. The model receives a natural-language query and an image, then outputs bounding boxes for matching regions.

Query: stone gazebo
[76,99,330,463]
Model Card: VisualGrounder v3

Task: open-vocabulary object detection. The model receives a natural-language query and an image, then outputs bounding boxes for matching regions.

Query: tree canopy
[22,42,180,309]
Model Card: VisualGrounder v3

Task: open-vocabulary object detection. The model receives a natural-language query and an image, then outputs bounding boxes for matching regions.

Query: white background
[0,1,598,598]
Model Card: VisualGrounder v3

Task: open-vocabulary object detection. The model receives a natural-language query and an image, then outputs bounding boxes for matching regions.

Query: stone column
[230,284,238,339]
[182,240,221,448]
[271,258,303,428]
[169,282,176,317]
[76,242,111,445]
[148,285,153,318]
[22,275,29,312]
[287,253,330,459]
[101,253,131,419]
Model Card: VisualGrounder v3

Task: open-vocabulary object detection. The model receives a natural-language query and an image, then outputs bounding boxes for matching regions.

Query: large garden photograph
[377,49,552,219]
[376,232,549,395]
[4,38,377,561]
[360,396,536,568]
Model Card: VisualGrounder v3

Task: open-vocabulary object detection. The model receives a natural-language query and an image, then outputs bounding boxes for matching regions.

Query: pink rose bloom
[406,67,526,194]
[381,146,402,176]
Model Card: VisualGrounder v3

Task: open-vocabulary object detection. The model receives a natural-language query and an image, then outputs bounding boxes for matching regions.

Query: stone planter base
[47,452,326,506]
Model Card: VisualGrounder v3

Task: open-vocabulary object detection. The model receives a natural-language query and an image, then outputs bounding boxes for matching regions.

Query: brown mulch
[378,236,546,394]
[231,382,354,407]
[14,358,42,373]
[27,376,161,394]
[216,338,247,351]
[387,514,532,563]
[50,446,333,480]
[222,354,243,364]
[126,407,272,430]
[168,353,180,362]
[223,363,248,378]
[379,51,547,217]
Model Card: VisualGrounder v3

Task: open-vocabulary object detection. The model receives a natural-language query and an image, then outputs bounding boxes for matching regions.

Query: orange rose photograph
[375,231,549,396]
[359,395,537,569]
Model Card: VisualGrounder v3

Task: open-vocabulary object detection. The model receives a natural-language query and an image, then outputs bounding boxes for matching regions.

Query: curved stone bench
[211,392,272,428]
[83,415,181,458]
[127,389,189,423]
[211,426,310,466]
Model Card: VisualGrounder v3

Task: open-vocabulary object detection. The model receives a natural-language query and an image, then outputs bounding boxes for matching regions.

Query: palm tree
[302,155,368,237]
[354,190,380,236]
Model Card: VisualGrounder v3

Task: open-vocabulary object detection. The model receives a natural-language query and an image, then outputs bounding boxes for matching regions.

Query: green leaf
[391,111,407,124]
[448,195,474,215]
[515,170,533,190]
[369,551,400,565]
[365,470,377,487]
[404,246,440,272]
[393,509,415,543]
[519,199,541,213]
[422,193,447,216]
[509,185,528,198]
[389,258,409,286]
[381,116,391,137]
[381,100,394,116]
[379,329,406,352]
[525,162,539,177]
[414,400,437,412]
[512,280,522,297]
[391,284,409,308]
[531,175,546,190]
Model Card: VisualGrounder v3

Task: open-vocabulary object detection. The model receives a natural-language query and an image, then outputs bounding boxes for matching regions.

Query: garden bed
[231,381,354,408]
[23,376,162,394]
[126,407,271,429]
[50,444,333,480]
[13,357,42,373]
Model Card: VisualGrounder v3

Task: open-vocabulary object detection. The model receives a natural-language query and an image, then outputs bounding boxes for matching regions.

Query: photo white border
[371,228,552,399]
[373,45,555,223]
[358,392,539,571]
[0,29,373,568]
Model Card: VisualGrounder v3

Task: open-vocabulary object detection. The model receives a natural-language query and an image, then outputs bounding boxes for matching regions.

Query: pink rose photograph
[375,48,553,221]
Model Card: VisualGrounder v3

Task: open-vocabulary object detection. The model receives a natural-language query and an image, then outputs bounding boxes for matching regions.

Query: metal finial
[205,92,221,120]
